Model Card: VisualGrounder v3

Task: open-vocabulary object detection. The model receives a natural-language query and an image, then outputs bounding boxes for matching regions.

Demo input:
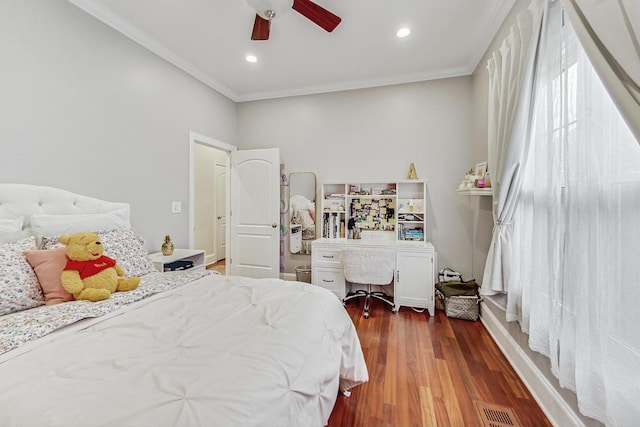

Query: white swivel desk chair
[342,247,395,318]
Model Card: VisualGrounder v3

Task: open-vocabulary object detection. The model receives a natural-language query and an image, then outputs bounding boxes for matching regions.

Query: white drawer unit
[311,239,436,315]
[311,243,345,300]
[313,247,343,267]
[313,267,346,299]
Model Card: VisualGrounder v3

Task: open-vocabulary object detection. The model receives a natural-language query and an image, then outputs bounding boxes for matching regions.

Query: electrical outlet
[171,201,182,213]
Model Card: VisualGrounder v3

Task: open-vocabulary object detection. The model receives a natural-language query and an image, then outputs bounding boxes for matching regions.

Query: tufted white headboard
[0,183,130,229]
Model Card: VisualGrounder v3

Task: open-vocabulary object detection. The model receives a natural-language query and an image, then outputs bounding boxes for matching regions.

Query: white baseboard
[280,272,296,281]
[205,254,217,266]
[480,303,586,427]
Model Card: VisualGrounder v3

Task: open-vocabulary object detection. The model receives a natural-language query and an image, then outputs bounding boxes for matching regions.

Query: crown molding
[67,0,239,101]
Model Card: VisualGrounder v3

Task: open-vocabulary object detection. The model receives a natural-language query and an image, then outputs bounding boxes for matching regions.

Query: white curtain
[511,1,640,424]
[482,0,546,296]
[562,0,640,142]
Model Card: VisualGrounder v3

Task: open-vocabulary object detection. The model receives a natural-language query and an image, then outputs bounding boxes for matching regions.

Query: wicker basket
[436,291,480,321]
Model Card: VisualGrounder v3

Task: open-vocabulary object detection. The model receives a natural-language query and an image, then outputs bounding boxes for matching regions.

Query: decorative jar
[161,235,174,256]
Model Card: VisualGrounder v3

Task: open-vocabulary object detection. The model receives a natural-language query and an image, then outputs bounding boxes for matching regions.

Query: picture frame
[475,161,487,177]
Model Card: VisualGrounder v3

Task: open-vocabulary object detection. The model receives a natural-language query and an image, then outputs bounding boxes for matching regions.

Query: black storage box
[164,260,194,272]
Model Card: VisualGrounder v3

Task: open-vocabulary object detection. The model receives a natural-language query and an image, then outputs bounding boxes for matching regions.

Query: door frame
[189,132,236,269]
[214,161,227,263]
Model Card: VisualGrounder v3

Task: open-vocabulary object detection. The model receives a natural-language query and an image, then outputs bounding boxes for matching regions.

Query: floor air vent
[474,401,522,427]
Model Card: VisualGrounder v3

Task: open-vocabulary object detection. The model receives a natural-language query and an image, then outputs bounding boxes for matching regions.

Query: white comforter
[0,274,368,427]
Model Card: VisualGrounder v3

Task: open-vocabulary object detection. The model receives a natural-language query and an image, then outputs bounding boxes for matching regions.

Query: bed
[0,183,368,427]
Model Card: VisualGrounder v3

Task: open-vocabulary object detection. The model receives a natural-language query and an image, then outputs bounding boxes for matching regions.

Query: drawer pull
[322,279,334,283]
[322,255,334,259]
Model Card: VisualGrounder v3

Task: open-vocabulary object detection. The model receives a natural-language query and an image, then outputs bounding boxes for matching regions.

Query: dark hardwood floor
[207,259,226,275]
[328,300,551,427]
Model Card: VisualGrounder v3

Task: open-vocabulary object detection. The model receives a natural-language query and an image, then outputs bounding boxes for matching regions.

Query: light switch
[171,201,182,213]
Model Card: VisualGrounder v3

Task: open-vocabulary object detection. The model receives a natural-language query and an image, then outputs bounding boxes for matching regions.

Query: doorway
[214,162,226,263]
[189,132,235,268]
[190,133,281,278]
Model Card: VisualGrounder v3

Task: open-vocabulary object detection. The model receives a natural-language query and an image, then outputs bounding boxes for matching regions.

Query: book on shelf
[398,224,424,241]
[398,213,424,221]
[323,212,345,238]
[404,229,424,238]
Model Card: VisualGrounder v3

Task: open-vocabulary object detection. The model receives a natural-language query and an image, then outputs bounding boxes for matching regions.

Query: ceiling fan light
[247,0,294,20]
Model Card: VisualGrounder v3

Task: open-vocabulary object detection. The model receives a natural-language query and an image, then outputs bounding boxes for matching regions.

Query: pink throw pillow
[24,246,74,305]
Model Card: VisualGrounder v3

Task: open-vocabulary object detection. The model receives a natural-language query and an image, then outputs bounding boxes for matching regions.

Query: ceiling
[68,0,515,102]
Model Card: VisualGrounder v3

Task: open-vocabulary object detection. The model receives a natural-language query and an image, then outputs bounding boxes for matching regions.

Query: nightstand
[148,249,206,272]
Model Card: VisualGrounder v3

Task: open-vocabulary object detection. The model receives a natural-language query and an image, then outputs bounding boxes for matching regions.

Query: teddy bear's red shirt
[64,256,117,279]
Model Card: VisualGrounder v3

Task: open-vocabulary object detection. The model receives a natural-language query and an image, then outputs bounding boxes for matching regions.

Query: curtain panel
[482,0,546,296]
[493,1,640,424]
[562,0,640,142]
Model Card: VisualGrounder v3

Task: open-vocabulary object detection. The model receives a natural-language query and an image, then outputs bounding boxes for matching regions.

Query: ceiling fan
[247,0,341,41]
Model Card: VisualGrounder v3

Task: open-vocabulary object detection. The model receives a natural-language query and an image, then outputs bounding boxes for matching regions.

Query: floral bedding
[0,269,212,355]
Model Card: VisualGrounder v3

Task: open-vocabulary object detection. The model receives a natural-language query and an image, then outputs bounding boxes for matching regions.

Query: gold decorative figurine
[406,163,418,180]
[161,235,174,256]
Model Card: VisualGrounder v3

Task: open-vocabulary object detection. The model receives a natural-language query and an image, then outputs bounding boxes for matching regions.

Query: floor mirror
[289,172,316,255]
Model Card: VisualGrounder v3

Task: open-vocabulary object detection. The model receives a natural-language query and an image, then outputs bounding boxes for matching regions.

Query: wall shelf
[456,188,492,196]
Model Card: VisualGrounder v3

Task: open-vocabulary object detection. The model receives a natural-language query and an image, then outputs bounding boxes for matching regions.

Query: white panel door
[215,162,226,262]
[230,148,280,278]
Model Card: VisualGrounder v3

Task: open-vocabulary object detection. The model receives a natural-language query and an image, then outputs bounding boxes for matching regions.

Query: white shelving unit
[320,180,427,242]
[320,183,347,239]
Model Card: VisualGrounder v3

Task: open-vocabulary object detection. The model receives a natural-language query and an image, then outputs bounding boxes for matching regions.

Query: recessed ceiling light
[245,54,258,63]
[396,28,411,38]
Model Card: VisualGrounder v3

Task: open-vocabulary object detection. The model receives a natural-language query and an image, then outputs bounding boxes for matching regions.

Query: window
[511,2,640,423]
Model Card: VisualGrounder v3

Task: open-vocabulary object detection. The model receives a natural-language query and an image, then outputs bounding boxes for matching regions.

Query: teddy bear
[60,231,140,302]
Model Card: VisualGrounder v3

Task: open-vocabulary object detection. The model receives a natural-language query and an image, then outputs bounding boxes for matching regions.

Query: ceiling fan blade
[251,14,270,40]
[292,0,341,32]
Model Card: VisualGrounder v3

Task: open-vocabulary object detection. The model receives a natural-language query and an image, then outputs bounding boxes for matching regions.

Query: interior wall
[0,0,237,251]
[237,79,476,277]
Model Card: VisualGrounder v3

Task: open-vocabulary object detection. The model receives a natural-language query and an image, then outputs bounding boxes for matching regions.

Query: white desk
[311,237,436,316]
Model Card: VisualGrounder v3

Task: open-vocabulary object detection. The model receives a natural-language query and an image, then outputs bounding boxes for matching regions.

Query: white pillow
[0,236,44,316]
[30,209,130,239]
[0,217,25,243]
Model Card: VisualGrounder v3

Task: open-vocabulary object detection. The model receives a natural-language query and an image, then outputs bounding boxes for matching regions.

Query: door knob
[217,216,222,219]
[272,223,277,228]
